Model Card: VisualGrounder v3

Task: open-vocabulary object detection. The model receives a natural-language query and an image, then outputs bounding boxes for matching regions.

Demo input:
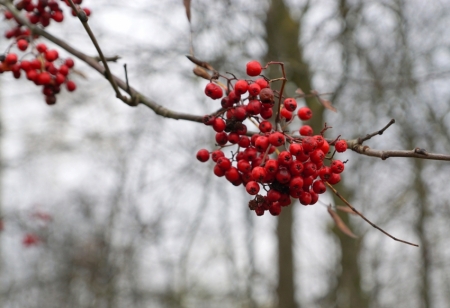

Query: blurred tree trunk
[265,1,368,307]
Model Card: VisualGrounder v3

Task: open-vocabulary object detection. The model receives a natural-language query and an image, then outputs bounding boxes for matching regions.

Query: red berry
[248,83,261,96]
[328,173,341,185]
[4,10,13,19]
[58,64,69,76]
[299,125,313,136]
[22,233,39,247]
[289,176,304,192]
[52,10,64,22]
[289,160,304,176]
[65,58,75,68]
[259,88,274,105]
[267,189,281,202]
[284,98,297,112]
[225,167,240,183]
[277,151,293,166]
[299,191,312,205]
[252,166,267,182]
[335,140,348,153]
[246,60,262,76]
[36,43,48,53]
[215,132,228,145]
[212,117,226,132]
[318,166,332,182]
[37,71,51,85]
[246,99,261,115]
[264,159,279,174]
[259,121,272,133]
[214,165,226,177]
[196,149,210,162]
[246,181,260,195]
[289,143,303,156]
[312,180,326,194]
[260,106,273,119]
[66,80,77,92]
[331,160,345,173]
[234,79,248,95]
[238,136,250,148]
[255,78,268,89]
[302,137,317,152]
[5,53,18,65]
[216,157,232,171]
[204,82,223,100]
[280,107,292,121]
[45,49,59,62]
[228,132,240,144]
[268,132,285,147]
[269,202,282,216]
[17,39,29,51]
[298,107,313,120]
[255,136,270,152]
[321,140,330,154]
[275,167,291,184]
[211,150,224,162]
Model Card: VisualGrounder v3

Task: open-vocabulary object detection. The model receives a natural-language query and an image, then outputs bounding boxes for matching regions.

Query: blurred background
[1,0,450,307]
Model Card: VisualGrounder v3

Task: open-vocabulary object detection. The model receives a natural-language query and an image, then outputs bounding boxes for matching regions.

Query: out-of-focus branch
[0,1,204,123]
[326,182,419,247]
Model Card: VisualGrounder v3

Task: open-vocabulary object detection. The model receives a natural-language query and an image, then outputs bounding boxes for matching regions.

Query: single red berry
[309,190,319,205]
[37,71,51,85]
[321,140,330,154]
[331,160,345,173]
[83,8,91,16]
[335,140,348,152]
[225,167,240,183]
[255,78,268,89]
[252,166,267,182]
[267,189,281,202]
[278,151,293,166]
[227,90,240,104]
[58,64,69,76]
[205,82,223,100]
[55,73,65,85]
[238,136,250,148]
[212,117,226,132]
[214,165,226,177]
[303,162,317,177]
[318,166,332,181]
[66,80,77,92]
[237,160,251,173]
[196,149,210,162]
[211,150,224,162]
[299,191,312,205]
[264,159,279,174]
[302,137,317,152]
[17,39,29,51]
[36,43,48,53]
[20,60,32,71]
[259,120,272,133]
[5,53,18,65]
[246,99,261,115]
[233,106,247,121]
[65,58,75,68]
[246,60,262,76]
[215,132,228,145]
[269,202,282,216]
[299,125,313,136]
[268,132,285,147]
[260,106,273,119]
[255,136,270,152]
[289,176,304,192]
[4,10,13,19]
[51,10,64,22]
[234,79,249,95]
[314,135,325,148]
[328,173,341,185]
[280,107,292,121]
[216,157,232,171]
[284,98,297,112]
[310,150,325,164]
[275,167,291,184]
[244,147,258,161]
[255,207,265,216]
[289,160,304,176]
[312,180,326,194]
[228,132,240,144]
[26,69,38,81]
[45,49,59,62]
[297,107,313,120]
[248,83,261,96]
[289,143,303,156]
[31,59,42,70]
[246,181,260,195]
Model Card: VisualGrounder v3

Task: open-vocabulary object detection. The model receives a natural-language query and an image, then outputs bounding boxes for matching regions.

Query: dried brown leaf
[186,55,215,71]
[319,98,337,113]
[336,205,358,215]
[327,206,358,238]
[295,88,304,96]
[193,66,211,80]
[183,0,191,22]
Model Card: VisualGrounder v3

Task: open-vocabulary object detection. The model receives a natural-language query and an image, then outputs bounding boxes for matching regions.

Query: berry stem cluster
[197,60,348,216]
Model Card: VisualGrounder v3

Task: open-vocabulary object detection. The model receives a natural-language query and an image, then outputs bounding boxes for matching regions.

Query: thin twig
[0,0,203,122]
[66,0,129,103]
[358,119,396,144]
[326,182,419,247]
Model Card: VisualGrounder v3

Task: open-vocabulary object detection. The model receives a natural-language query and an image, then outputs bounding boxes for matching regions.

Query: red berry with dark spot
[269,132,285,147]
[299,191,312,205]
[205,83,223,100]
[331,160,345,173]
[312,180,326,194]
[234,79,249,95]
[246,181,260,195]
[328,173,341,185]
[248,83,261,96]
[299,125,313,136]
[17,39,29,51]
[215,132,228,145]
[335,140,348,153]
[284,98,297,112]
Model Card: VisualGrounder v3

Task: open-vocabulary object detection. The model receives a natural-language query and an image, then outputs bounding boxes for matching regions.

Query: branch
[0,1,204,123]
[326,182,419,247]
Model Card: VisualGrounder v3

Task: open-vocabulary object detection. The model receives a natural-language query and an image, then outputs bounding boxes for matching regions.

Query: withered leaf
[193,66,211,80]
[183,0,191,22]
[319,98,337,113]
[336,205,358,215]
[327,206,358,239]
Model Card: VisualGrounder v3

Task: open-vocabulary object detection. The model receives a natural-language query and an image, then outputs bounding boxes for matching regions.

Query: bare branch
[0,0,204,122]
[348,143,450,161]
[358,118,396,143]
[326,182,419,247]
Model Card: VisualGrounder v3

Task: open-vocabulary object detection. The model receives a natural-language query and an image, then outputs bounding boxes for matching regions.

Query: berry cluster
[1,0,91,104]
[197,61,348,216]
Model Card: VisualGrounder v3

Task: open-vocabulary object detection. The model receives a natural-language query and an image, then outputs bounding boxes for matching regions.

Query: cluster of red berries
[197,60,348,216]
[3,0,90,38]
[1,0,91,104]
